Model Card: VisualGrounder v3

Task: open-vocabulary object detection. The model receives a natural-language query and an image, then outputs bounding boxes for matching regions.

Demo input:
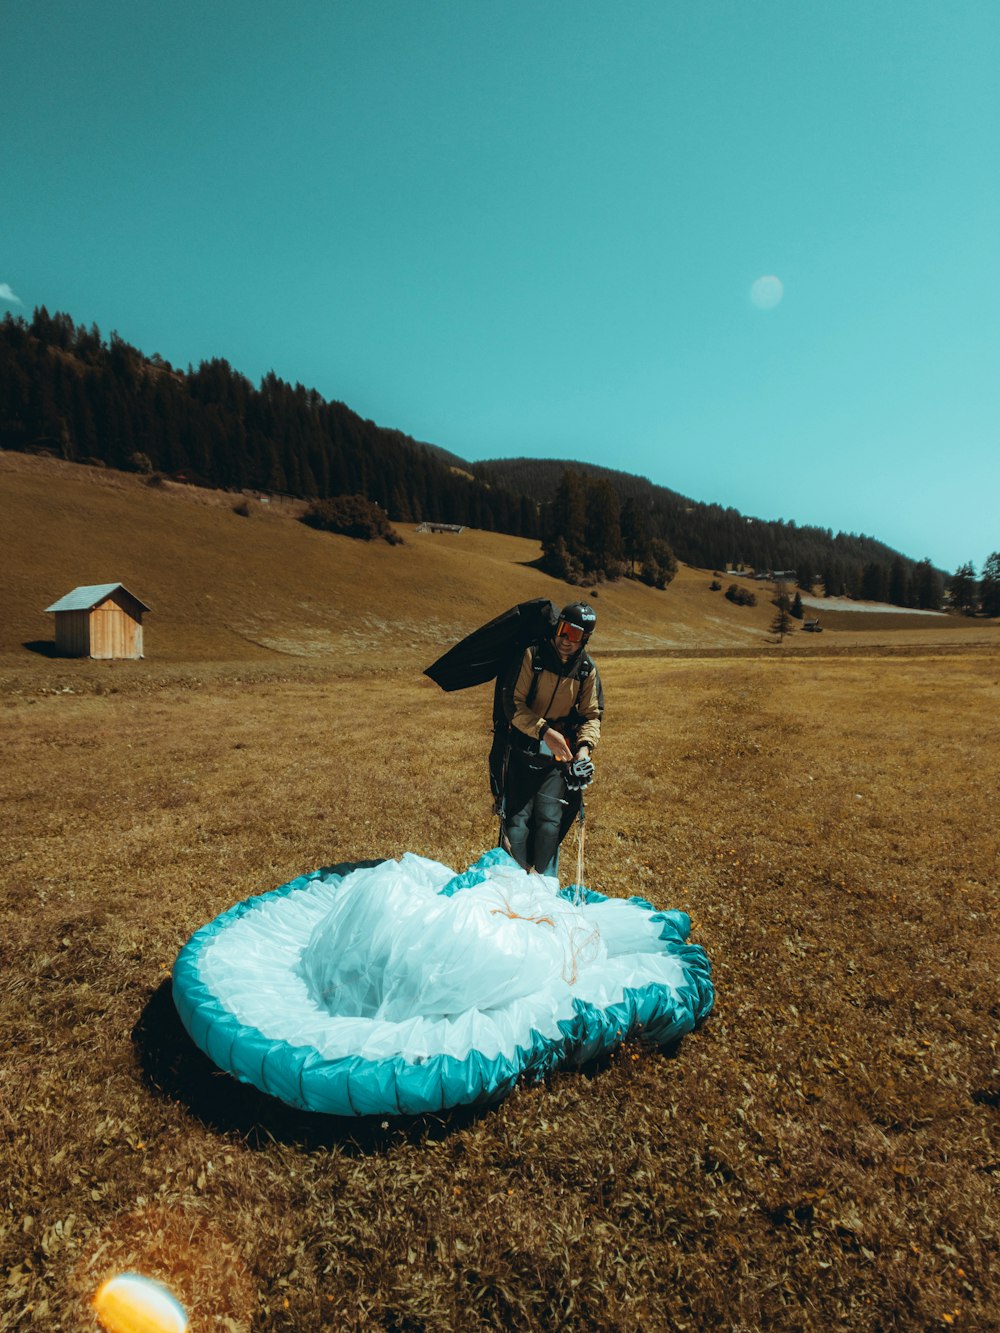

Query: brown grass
[1,454,998,1330]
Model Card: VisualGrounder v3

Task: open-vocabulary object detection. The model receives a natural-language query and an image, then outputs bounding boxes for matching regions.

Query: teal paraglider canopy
[172,850,714,1118]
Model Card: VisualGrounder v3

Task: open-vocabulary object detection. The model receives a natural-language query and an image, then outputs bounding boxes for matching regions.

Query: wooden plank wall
[90,602,143,659]
[54,610,91,657]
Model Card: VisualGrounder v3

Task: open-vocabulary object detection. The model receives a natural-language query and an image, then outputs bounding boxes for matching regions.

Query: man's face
[554,624,584,661]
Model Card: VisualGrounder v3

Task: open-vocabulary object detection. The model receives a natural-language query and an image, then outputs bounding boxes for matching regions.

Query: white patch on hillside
[800,596,947,617]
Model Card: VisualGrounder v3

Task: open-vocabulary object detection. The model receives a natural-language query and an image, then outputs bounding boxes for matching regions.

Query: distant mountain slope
[419,440,476,473]
[473,456,686,507]
[1,452,973,670]
[472,455,945,606]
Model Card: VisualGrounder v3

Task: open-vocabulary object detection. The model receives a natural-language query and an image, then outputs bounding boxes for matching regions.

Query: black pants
[503,758,580,876]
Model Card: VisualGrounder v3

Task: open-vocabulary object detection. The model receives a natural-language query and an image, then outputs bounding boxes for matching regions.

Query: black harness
[489,643,598,815]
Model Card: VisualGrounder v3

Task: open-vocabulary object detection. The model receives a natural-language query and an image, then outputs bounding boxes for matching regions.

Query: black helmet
[555,602,596,645]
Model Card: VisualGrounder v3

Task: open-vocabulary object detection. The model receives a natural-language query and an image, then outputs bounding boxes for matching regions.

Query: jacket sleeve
[574,665,603,751]
[505,647,550,741]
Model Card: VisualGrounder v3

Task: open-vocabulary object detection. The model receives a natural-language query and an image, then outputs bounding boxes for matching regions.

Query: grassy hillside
[1,453,990,678]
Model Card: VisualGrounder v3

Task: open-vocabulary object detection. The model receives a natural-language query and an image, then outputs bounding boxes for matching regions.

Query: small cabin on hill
[44,583,150,659]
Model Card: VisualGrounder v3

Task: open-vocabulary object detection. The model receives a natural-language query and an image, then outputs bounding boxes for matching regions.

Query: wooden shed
[44,583,150,659]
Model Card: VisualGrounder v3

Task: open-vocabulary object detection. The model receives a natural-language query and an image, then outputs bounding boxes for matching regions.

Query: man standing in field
[494,602,603,877]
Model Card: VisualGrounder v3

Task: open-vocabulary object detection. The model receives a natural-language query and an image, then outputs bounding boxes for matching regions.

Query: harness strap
[525,644,592,721]
[524,645,546,709]
[497,738,512,849]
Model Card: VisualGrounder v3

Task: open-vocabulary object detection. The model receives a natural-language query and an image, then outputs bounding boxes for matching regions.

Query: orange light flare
[92,1273,188,1333]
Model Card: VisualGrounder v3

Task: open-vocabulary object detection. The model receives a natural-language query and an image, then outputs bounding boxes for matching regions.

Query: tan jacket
[509,647,602,751]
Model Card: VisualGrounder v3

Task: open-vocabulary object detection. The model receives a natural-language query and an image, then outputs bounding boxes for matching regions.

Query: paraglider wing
[424,598,559,692]
[171,850,715,1118]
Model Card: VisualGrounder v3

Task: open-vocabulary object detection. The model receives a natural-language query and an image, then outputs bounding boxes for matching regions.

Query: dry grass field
[1,454,998,1330]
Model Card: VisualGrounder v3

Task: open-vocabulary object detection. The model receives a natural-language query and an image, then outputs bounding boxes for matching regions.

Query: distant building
[44,583,150,659]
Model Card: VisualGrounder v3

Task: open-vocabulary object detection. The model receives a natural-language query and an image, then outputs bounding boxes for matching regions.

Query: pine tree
[949,562,978,615]
[584,478,624,573]
[641,537,678,589]
[389,485,413,522]
[620,496,650,575]
[846,562,865,599]
[519,495,539,540]
[770,598,793,641]
[861,561,887,601]
[544,470,587,562]
[888,557,909,607]
[979,552,1000,617]
[913,558,943,610]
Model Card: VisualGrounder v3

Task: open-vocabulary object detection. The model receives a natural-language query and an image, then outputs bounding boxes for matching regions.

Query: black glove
[564,757,595,791]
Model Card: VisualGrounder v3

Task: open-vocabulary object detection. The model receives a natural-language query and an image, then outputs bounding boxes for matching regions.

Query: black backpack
[423,598,560,693]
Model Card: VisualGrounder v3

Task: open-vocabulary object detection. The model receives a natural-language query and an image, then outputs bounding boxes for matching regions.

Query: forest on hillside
[0,309,538,539]
[0,308,953,607]
[477,457,947,609]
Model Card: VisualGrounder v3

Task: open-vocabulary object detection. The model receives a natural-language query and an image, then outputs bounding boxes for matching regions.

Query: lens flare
[93,1273,188,1333]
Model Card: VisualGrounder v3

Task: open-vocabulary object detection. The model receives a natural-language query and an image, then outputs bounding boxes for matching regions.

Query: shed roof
[44,583,151,614]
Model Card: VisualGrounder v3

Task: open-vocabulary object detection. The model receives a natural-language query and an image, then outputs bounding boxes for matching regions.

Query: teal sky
[4,1,998,572]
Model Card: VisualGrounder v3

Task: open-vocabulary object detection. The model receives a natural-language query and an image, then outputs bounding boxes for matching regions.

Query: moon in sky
[750,275,784,310]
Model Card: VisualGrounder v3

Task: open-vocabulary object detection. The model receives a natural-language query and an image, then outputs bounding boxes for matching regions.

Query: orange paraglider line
[490,901,555,927]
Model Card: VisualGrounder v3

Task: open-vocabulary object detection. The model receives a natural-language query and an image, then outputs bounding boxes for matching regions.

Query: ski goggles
[555,619,587,644]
